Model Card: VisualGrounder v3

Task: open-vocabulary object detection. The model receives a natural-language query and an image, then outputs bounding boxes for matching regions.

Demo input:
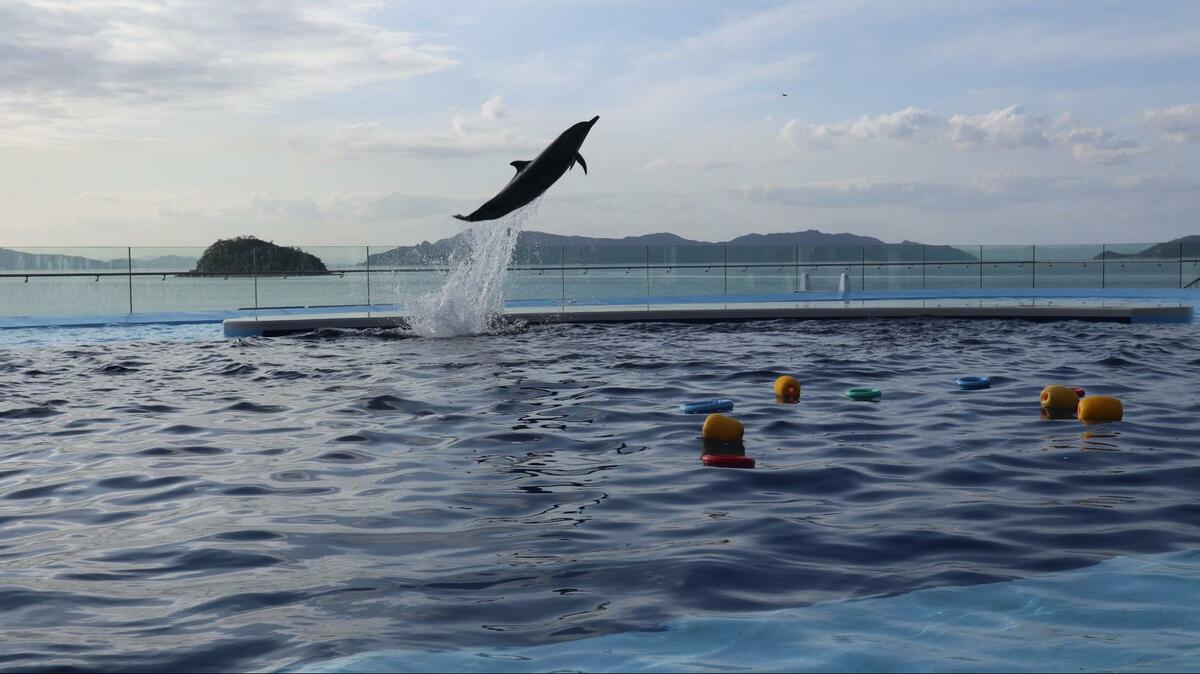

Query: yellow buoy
[1040,385,1079,411]
[702,413,744,443]
[774,375,800,402]
[1078,395,1123,424]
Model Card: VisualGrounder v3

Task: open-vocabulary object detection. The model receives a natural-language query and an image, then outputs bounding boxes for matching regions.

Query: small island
[190,236,328,275]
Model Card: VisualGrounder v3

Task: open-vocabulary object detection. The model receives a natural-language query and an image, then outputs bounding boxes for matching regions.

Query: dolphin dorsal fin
[574,153,587,174]
[510,160,531,173]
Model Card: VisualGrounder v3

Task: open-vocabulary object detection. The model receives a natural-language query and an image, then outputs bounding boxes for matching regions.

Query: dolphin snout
[588,115,599,125]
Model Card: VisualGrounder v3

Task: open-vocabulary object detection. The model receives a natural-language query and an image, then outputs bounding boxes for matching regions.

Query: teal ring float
[845,387,881,401]
[680,399,734,414]
[956,376,991,390]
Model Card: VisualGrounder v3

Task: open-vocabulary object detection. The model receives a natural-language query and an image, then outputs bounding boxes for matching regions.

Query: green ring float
[845,387,882,401]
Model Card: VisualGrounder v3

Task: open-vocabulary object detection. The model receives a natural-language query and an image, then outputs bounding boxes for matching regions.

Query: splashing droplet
[406,200,538,337]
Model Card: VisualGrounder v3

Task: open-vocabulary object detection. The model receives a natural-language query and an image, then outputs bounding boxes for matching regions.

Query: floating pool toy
[1040,385,1079,411]
[773,375,800,401]
[1072,387,1086,398]
[1078,395,1122,424]
[702,413,744,442]
[702,454,756,469]
[845,387,881,401]
[956,376,991,390]
[680,399,734,414]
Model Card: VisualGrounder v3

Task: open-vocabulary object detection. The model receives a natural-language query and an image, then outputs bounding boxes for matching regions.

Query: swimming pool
[2,318,1199,671]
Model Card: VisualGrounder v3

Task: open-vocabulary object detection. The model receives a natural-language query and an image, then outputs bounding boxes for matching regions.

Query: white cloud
[480,95,507,121]
[0,0,456,144]
[329,98,539,157]
[1144,103,1200,142]
[780,105,1147,165]
[640,157,733,172]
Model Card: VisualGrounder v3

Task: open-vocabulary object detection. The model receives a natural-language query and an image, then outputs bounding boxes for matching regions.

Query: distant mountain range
[3,232,1198,272]
[366,229,910,266]
[0,248,198,271]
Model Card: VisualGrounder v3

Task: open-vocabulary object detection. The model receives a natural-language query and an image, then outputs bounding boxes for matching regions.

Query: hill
[191,236,327,274]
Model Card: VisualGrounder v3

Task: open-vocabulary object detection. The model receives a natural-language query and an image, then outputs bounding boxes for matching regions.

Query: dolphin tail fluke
[574,153,587,174]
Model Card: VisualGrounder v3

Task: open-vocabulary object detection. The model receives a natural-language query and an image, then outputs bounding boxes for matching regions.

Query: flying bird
[454,115,599,222]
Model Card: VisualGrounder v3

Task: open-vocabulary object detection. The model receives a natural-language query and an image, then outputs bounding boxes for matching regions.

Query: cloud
[0,0,456,144]
[480,95,507,121]
[640,157,734,172]
[780,105,1148,165]
[329,98,539,157]
[1144,103,1200,142]
[734,174,1198,213]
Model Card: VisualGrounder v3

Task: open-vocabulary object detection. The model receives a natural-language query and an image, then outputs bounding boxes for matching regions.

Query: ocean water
[2,319,1199,671]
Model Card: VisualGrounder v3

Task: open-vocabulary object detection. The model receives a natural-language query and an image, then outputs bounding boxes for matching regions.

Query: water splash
[405,201,538,338]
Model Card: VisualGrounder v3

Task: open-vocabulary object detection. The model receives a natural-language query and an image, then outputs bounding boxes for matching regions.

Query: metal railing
[1,242,1197,318]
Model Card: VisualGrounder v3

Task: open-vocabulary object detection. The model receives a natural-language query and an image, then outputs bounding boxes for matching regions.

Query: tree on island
[191,236,327,274]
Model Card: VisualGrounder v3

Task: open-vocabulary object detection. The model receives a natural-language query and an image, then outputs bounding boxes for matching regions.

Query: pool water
[1,319,1199,671]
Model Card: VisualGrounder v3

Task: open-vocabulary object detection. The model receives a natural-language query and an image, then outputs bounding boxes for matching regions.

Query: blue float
[680,399,734,414]
[956,376,991,390]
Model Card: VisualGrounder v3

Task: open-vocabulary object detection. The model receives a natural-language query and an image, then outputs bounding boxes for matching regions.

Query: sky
[2,0,1200,247]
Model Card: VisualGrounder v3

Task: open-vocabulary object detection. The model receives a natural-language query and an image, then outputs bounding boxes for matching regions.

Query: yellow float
[774,375,800,402]
[1040,385,1079,411]
[702,413,744,443]
[1078,395,1123,424]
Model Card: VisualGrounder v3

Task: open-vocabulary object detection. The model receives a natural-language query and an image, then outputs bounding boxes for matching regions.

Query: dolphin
[454,115,598,222]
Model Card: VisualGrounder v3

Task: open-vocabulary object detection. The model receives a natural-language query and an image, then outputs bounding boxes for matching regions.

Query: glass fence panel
[1183,240,1200,260]
[130,247,252,313]
[511,246,560,269]
[797,264,859,292]
[648,245,725,267]
[367,244,448,270]
[926,245,982,263]
[981,245,1034,263]
[253,246,368,309]
[387,269,450,308]
[1184,260,1200,288]
[925,263,981,289]
[982,262,1033,289]
[797,245,863,263]
[1,275,131,316]
[864,244,923,263]
[727,263,794,295]
[565,245,647,268]
[726,245,796,265]
[649,264,724,297]
[1034,261,1102,288]
[566,267,646,302]
[256,273,368,310]
[1035,244,1104,263]
[506,267,563,302]
[1103,242,1178,262]
[0,247,130,316]
[863,263,922,291]
[0,246,129,273]
[1102,260,1182,288]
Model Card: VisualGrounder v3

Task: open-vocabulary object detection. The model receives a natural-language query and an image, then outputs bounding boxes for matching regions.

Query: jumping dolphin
[454,115,598,222]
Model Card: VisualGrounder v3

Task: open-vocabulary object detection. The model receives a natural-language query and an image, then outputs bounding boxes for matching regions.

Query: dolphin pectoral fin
[575,153,587,174]
[509,160,531,173]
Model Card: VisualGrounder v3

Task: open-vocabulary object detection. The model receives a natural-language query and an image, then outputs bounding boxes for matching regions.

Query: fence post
[365,246,372,308]
[645,245,650,300]
[723,245,728,295]
[560,245,565,307]
[127,247,133,314]
[252,247,259,309]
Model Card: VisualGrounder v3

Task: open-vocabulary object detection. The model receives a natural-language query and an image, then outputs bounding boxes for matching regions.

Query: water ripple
[0,318,1198,671]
